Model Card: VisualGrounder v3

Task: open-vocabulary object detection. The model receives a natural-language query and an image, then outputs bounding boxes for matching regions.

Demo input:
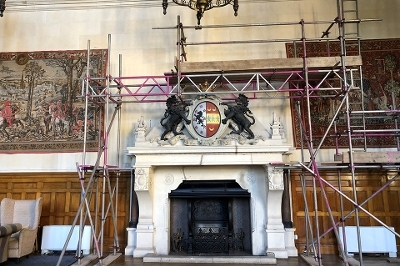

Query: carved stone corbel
[135,167,152,191]
[268,167,284,191]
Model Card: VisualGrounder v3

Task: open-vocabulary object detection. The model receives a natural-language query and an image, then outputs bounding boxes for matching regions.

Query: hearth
[169,180,251,255]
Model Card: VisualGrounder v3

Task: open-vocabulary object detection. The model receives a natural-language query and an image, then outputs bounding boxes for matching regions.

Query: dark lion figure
[222,94,255,139]
[160,95,191,140]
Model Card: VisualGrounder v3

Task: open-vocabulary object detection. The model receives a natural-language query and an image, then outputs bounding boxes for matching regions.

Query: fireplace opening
[169,180,252,255]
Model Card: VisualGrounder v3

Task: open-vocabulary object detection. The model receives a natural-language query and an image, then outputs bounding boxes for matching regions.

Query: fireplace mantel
[125,114,297,259]
[128,145,292,167]
[128,113,292,166]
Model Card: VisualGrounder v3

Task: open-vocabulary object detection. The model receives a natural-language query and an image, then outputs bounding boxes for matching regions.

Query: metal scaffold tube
[300,18,322,265]
[339,0,363,263]
[153,18,380,30]
[57,34,127,266]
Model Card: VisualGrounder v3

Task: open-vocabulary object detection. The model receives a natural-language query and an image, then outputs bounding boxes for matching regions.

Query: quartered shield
[192,101,221,138]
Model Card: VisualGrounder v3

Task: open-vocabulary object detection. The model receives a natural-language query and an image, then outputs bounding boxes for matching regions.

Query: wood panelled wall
[0,172,131,253]
[3,169,398,255]
[291,169,400,254]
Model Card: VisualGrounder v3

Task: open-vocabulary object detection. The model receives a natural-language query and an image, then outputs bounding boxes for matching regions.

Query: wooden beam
[179,56,362,74]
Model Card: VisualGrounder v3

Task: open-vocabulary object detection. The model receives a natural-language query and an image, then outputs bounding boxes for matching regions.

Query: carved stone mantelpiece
[126,95,296,259]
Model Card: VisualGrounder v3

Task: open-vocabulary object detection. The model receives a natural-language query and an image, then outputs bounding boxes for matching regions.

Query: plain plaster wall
[0,0,395,172]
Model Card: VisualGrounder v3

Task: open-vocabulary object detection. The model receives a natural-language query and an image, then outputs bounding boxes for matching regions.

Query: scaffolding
[56,36,132,266]
[57,0,400,265]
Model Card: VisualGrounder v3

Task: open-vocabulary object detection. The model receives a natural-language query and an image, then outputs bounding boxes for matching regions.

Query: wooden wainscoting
[291,169,400,254]
[0,172,131,253]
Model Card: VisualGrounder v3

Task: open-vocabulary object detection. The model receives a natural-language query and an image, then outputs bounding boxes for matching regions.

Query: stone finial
[135,116,147,142]
[270,112,281,140]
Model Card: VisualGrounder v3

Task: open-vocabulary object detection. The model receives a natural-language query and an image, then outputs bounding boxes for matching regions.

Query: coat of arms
[184,95,228,141]
[191,101,221,138]
[158,94,260,144]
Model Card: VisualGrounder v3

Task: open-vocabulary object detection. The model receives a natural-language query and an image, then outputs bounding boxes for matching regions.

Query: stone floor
[87,253,400,266]
[28,251,400,266]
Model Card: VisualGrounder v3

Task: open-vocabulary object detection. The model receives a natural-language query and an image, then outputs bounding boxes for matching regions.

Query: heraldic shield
[186,95,229,140]
[192,101,221,138]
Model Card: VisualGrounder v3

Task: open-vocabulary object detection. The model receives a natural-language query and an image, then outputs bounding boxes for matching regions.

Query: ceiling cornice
[5,0,160,12]
[4,0,299,13]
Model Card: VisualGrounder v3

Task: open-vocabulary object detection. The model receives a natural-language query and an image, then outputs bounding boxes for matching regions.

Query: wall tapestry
[286,39,400,149]
[0,49,107,153]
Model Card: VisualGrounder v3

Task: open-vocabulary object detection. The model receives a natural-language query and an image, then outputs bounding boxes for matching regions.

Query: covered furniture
[0,223,22,263]
[0,198,43,259]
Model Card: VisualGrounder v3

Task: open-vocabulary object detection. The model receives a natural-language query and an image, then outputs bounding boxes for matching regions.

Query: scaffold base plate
[300,254,322,266]
[70,254,98,266]
[343,256,360,266]
[69,253,121,266]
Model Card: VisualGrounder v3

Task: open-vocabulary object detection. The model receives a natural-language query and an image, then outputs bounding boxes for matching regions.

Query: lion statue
[222,94,255,139]
[160,95,191,140]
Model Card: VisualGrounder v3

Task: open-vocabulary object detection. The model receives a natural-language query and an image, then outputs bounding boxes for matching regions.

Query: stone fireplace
[125,113,298,259]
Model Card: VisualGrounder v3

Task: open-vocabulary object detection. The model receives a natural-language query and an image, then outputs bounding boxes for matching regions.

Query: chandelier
[0,0,5,17]
[162,0,239,25]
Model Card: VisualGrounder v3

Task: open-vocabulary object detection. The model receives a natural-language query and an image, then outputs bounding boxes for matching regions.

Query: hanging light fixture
[0,0,5,17]
[162,0,239,25]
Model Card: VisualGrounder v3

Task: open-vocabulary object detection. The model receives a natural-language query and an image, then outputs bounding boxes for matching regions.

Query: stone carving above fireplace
[135,94,286,147]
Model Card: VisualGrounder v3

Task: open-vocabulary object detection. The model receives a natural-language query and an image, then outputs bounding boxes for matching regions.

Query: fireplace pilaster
[125,167,155,256]
[264,166,296,258]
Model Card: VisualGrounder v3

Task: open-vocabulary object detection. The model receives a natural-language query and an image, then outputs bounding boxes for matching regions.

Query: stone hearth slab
[143,254,277,264]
